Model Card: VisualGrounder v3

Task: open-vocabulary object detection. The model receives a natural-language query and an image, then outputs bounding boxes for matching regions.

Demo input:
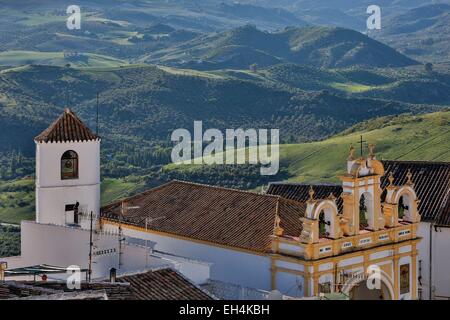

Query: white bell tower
[35,108,101,227]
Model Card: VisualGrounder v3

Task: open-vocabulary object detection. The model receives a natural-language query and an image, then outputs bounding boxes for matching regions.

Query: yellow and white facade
[270,146,421,299]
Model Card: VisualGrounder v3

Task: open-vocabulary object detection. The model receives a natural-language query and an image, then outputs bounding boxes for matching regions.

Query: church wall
[103,224,273,291]
[36,140,100,226]
[411,221,450,300]
[36,141,100,187]
[433,227,450,299]
[36,185,100,225]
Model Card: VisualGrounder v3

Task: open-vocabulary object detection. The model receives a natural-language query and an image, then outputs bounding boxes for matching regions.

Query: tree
[424,63,433,73]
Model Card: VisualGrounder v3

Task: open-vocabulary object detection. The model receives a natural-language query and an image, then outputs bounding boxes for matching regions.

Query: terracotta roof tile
[34,108,99,143]
[1,268,213,300]
[117,268,215,300]
[101,180,305,252]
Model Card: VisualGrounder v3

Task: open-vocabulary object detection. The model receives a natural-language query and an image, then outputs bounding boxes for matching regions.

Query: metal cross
[357,135,367,157]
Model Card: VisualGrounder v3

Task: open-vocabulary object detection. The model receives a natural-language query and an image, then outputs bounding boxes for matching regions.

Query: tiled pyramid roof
[34,108,99,143]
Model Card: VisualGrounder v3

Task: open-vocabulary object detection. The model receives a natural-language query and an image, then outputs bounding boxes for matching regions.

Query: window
[61,150,78,180]
[65,202,80,226]
[400,264,410,295]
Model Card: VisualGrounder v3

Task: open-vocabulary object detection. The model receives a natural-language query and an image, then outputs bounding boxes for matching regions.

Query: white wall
[18,221,162,280]
[36,140,100,225]
[417,222,432,299]
[36,185,100,226]
[103,224,273,291]
[36,140,100,188]
[417,222,450,300]
[432,226,450,299]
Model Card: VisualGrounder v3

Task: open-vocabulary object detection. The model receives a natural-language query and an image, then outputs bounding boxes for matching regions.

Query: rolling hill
[0,51,127,68]
[162,110,450,185]
[211,63,450,105]
[375,4,450,63]
[2,111,448,225]
[141,25,419,69]
[0,63,438,159]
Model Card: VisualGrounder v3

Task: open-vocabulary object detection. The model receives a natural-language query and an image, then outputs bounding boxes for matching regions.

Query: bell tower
[35,108,100,227]
[339,144,385,235]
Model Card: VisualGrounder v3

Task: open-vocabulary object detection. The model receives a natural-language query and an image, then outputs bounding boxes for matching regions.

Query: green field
[165,111,450,184]
[0,51,128,68]
[279,111,450,183]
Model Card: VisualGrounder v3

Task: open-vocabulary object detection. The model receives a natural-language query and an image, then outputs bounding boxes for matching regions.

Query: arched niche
[392,186,420,223]
[61,150,79,180]
[312,200,342,240]
[359,191,374,230]
[385,186,420,224]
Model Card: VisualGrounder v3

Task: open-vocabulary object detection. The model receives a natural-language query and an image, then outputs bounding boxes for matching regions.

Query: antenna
[118,202,141,270]
[88,211,94,282]
[96,92,99,136]
[65,87,70,107]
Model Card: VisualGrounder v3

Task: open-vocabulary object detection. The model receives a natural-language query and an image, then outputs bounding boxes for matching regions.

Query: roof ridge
[269,181,341,187]
[171,179,280,199]
[34,108,99,143]
[382,160,450,165]
[103,180,282,210]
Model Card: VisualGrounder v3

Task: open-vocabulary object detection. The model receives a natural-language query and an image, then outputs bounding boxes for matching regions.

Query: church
[2,109,449,300]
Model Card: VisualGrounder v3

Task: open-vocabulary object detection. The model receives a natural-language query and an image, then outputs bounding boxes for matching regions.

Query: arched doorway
[342,270,394,300]
[349,280,392,300]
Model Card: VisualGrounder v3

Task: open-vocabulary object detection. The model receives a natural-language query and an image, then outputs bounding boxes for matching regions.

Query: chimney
[109,268,117,283]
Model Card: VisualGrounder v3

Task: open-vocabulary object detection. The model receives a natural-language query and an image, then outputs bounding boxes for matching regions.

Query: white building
[1,109,211,287]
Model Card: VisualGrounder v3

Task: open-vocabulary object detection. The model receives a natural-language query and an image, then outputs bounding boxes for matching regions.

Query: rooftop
[101,180,305,253]
[0,267,215,300]
[34,108,99,143]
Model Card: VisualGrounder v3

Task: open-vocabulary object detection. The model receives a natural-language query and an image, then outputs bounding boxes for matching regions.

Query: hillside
[375,4,450,63]
[252,63,450,104]
[3,111,448,225]
[141,25,419,69]
[0,64,437,159]
[162,110,450,185]
[0,51,127,68]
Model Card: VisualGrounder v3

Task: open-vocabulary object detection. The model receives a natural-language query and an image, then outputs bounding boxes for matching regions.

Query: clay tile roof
[1,268,214,300]
[117,268,216,300]
[101,180,305,253]
[267,183,343,212]
[34,108,99,143]
[5,281,136,300]
[267,160,450,226]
